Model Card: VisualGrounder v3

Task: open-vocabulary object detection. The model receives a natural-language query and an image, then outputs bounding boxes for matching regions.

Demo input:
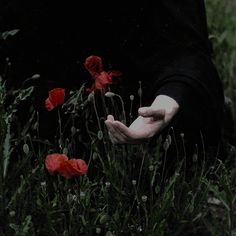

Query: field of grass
[0,1,236,235]
[206,0,236,118]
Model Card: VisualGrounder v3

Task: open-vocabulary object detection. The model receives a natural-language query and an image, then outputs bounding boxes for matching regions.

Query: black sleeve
[155,80,204,132]
[155,81,193,109]
[154,77,224,146]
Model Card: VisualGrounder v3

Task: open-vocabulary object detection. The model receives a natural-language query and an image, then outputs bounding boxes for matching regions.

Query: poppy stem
[57,108,63,151]
[92,95,102,131]
[115,94,127,125]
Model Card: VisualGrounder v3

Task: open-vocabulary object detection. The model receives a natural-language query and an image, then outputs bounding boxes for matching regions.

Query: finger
[105,120,116,135]
[109,132,119,144]
[112,121,138,139]
[106,124,119,143]
[114,118,164,140]
[138,107,165,120]
[105,120,127,143]
[107,115,115,121]
[113,121,149,142]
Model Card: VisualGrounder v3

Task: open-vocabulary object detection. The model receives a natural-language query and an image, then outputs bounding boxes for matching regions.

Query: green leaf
[0,29,20,40]
[106,231,114,236]
[100,214,109,224]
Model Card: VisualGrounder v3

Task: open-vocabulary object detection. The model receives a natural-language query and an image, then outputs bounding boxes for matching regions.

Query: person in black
[103,1,224,152]
[0,1,224,154]
[101,1,224,148]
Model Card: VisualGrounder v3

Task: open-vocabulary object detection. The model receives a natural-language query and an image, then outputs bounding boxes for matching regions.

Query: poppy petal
[84,55,103,74]
[45,154,68,174]
[95,72,112,89]
[45,98,54,111]
[49,88,65,106]
[67,159,88,175]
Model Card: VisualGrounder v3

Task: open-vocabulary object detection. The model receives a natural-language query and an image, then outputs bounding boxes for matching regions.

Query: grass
[206,0,236,118]
[0,1,236,235]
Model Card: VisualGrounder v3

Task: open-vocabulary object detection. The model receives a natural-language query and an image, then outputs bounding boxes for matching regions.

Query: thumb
[138,107,165,119]
[106,114,115,121]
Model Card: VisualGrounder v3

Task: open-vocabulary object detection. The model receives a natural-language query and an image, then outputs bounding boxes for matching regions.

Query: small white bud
[96,227,102,234]
[31,74,40,79]
[137,226,143,232]
[97,130,103,140]
[23,143,30,155]
[141,195,148,202]
[9,211,16,217]
[105,92,115,98]
[148,165,154,171]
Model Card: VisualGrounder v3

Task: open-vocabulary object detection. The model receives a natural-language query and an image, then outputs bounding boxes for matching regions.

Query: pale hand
[105,95,179,144]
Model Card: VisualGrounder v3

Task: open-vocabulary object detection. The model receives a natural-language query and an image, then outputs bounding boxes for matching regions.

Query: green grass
[0,82,235,236]
[206,0,236,117]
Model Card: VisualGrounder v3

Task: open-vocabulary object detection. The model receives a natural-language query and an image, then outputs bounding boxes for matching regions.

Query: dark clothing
[0,1,224,147]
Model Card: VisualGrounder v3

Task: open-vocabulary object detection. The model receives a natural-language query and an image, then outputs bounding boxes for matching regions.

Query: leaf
[99,214,109,224]
[7,29,20,36]
[0,29,20,40]
[21,215,32,234]
[3,118,12,178]
[106,231,114,236]
[9,224,19,232]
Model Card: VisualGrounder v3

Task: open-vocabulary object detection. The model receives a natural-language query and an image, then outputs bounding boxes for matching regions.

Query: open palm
[105,95,179,144]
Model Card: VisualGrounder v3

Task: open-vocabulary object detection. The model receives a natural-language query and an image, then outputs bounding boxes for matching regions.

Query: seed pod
[23,143,29,155]
[105,92,115,98]
[97,130,103,140]
[141,195,148,202]
[129,95,134,101]
[96,228,101,234]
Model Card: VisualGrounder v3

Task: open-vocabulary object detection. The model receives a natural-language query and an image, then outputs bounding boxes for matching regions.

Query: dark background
[0,1,119,88]
[0,1,143,139]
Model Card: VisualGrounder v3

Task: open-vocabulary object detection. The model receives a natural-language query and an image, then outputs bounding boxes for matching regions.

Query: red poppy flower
[84,55,122,92]
[94,71,112,89]
[45,153,88,178]
[59,159,88,178]
[84,55,103,77]
[45,154,68,174]
[45,88,65,111]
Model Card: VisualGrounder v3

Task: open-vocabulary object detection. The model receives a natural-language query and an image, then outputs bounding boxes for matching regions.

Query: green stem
[92,95,102,131]
[115,94,126,125]
[57,108,63,151]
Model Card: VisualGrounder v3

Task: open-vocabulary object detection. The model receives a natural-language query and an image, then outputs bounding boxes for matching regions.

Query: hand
[105,95,179,144]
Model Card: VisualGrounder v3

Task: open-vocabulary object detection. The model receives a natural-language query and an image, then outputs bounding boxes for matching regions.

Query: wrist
[151,95,179,113]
